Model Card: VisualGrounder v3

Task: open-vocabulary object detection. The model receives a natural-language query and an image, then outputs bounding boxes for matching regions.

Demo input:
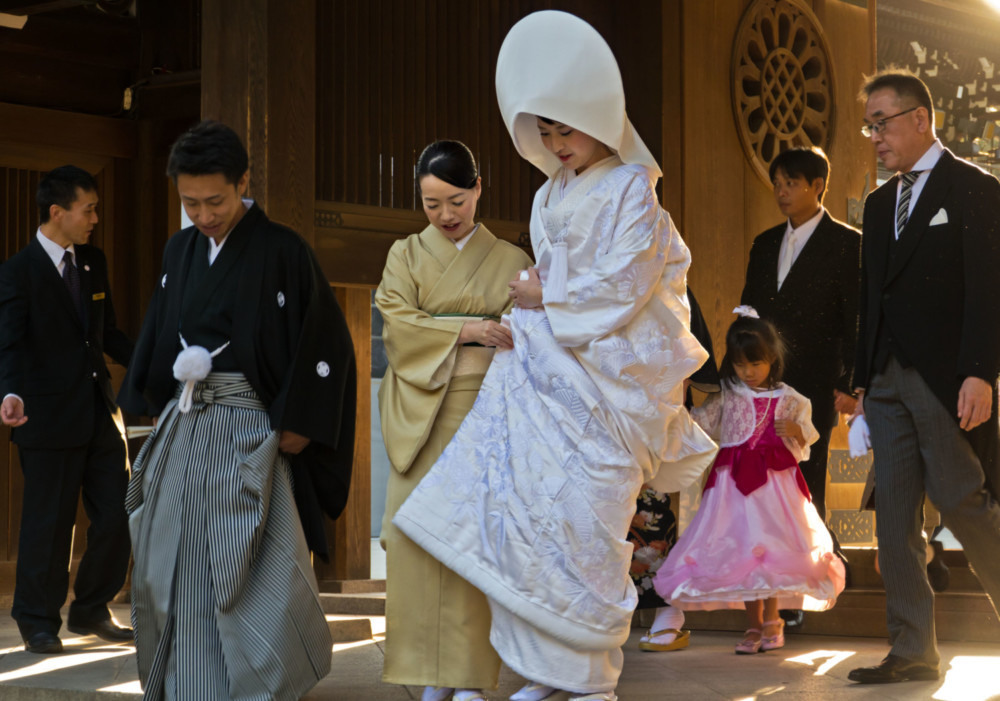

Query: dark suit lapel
[885,151,954,285]
[28,238,83,330]
[866,182,896,287]
[756,226,783,295]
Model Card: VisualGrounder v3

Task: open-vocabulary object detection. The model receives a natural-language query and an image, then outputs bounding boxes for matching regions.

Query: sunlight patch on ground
[98,680,142,693]
[786,649,856,675]
[0,648,133,682]
[332,638,381,654]
[933,655,1000,701]
[734,687,787,701]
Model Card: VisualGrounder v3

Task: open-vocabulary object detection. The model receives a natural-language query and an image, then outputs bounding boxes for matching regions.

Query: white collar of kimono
[208,198,254,265]
[452,223,480,251]
[495,10,661,181]
[725,379,784,398]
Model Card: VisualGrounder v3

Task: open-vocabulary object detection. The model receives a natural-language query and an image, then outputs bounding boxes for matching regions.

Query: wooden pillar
[201,0,316,244]
[201,0,372,580]
[317,287,373,582]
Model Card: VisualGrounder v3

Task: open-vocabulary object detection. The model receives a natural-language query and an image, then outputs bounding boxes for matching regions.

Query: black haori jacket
[118,203,356,560]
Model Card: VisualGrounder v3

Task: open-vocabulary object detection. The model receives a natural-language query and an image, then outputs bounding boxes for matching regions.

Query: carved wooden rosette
[732,0,836,184]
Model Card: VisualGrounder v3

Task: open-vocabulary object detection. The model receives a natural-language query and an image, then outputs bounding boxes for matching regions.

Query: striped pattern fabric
[127,373,332,700]
[866,358,1000,665]
[895,170,922,237]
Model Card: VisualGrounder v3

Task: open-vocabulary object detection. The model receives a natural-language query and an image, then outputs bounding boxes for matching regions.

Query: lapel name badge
[92,292,106,300]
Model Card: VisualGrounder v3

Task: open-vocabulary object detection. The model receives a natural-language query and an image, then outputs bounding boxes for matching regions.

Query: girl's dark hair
[719,315,787,388]
[415,140,478,191]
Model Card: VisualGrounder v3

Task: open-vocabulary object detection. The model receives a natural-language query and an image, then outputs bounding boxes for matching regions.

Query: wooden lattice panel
[732,0,836,184]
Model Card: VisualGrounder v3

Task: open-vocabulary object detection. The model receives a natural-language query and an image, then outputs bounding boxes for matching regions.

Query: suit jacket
[741,211,861,430]
[0,236,133,449]
[855,149,1000,494]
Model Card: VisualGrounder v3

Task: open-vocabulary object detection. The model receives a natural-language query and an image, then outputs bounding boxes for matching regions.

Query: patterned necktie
[895,170,922,238]
[62,249,82,317]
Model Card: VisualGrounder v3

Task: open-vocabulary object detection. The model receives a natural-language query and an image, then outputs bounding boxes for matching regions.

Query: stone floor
[1,606,999,700]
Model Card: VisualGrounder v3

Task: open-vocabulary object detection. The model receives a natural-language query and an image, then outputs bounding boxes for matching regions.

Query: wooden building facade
[0,0,880,599]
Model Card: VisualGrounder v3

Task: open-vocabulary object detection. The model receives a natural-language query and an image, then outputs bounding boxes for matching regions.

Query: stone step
[682,588,1000,643]
[320,591,386,616]
[326,614,374,643]
[321,578,386,594]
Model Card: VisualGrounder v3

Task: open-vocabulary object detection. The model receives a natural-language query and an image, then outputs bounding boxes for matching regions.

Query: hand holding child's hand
[774,419,805,446]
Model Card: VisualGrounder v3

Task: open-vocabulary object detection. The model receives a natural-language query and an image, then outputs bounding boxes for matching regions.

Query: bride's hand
[508,268,543,308]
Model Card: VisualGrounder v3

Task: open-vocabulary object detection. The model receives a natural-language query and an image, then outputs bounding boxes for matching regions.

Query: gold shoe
[638,628,690,652]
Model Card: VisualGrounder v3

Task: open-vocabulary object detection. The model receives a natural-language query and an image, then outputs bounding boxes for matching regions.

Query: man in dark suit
[0,166,134,654]
[742,147,861,519]
[848,69,1000,684]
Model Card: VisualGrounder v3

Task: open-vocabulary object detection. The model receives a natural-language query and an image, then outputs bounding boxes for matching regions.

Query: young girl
[654,307,846,654]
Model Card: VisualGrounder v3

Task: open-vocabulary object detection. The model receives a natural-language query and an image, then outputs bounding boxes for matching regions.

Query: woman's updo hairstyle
[416,140,479,192]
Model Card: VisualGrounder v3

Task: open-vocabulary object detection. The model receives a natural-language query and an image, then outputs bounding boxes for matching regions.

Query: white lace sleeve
[690,391,723,440]
[776,387,820,463]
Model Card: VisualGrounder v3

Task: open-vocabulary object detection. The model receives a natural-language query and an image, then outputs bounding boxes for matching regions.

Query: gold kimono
[376,223,532,689]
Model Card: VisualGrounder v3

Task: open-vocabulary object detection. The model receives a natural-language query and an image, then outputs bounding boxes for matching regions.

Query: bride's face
[536,118,613,174]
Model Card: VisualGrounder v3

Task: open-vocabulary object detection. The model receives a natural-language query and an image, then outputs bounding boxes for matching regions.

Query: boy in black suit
[0,166,134,653]
[742,147,861,518]
[741,148,861,628]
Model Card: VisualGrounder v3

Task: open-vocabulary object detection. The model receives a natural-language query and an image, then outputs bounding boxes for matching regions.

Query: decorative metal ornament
[732,0,836,184]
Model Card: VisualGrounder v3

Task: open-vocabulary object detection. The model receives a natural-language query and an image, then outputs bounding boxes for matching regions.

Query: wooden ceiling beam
[0,0,94,15]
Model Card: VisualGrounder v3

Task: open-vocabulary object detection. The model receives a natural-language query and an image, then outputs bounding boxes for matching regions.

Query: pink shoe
[761,619,785,651]
[735,629,762,654]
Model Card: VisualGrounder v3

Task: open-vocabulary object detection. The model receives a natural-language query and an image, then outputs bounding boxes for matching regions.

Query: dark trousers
[866,357,1000,664]
[799,426,832,520]
[11,394,130,639]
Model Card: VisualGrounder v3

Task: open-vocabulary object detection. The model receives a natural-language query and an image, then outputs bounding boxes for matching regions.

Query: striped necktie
[895,170,922,238]
[62,249,83,318]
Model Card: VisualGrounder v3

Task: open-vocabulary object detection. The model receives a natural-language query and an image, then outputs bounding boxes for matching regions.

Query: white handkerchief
[848,415,871,457]
[929,208,949,226]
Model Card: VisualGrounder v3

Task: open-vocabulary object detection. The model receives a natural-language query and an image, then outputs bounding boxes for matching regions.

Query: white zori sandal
[569,694,617,701]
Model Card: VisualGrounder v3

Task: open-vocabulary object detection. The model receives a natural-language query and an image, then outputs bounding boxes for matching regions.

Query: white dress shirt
[777,207,825,290]
[36,228,76,272]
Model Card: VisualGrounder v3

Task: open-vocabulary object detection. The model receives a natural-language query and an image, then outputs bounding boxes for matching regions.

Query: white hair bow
[732,305,760,319]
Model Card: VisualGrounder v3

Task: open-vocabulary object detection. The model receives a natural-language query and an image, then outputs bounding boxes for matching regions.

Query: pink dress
[653,388,845,611]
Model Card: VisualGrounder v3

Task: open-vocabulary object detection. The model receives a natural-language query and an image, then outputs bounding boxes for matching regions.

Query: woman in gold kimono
[376,140,533,701]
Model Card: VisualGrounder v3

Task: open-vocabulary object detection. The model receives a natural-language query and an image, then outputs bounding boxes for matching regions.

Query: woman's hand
[774,419,805,446]
[508,267,543,308]
[459,319,514,349]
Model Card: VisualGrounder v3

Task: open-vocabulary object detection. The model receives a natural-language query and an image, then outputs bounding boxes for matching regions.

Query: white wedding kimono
[395,157,717,693]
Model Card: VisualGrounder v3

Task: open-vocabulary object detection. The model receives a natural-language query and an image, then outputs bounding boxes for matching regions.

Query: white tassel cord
[172,334,231,413]
[546,240,569,303]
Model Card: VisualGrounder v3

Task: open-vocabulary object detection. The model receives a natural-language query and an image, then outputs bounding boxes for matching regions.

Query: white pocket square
[929,208,949,226]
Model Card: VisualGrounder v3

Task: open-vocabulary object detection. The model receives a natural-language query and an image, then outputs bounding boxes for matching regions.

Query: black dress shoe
[67,618,134,643]
[778,608,804,631]
[24,631,63,654]
[848,654,940,683]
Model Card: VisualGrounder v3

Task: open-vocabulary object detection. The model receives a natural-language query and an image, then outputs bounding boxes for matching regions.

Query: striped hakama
[127,372,331,700]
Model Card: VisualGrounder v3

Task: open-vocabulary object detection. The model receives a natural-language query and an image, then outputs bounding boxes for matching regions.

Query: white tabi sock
[510,682,559,701]
[642,605,685,644]
[453,690,486,701]
[422,686,455,701]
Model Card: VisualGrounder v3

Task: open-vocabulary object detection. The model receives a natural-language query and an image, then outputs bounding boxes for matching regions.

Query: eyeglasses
[861,107,918,137]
